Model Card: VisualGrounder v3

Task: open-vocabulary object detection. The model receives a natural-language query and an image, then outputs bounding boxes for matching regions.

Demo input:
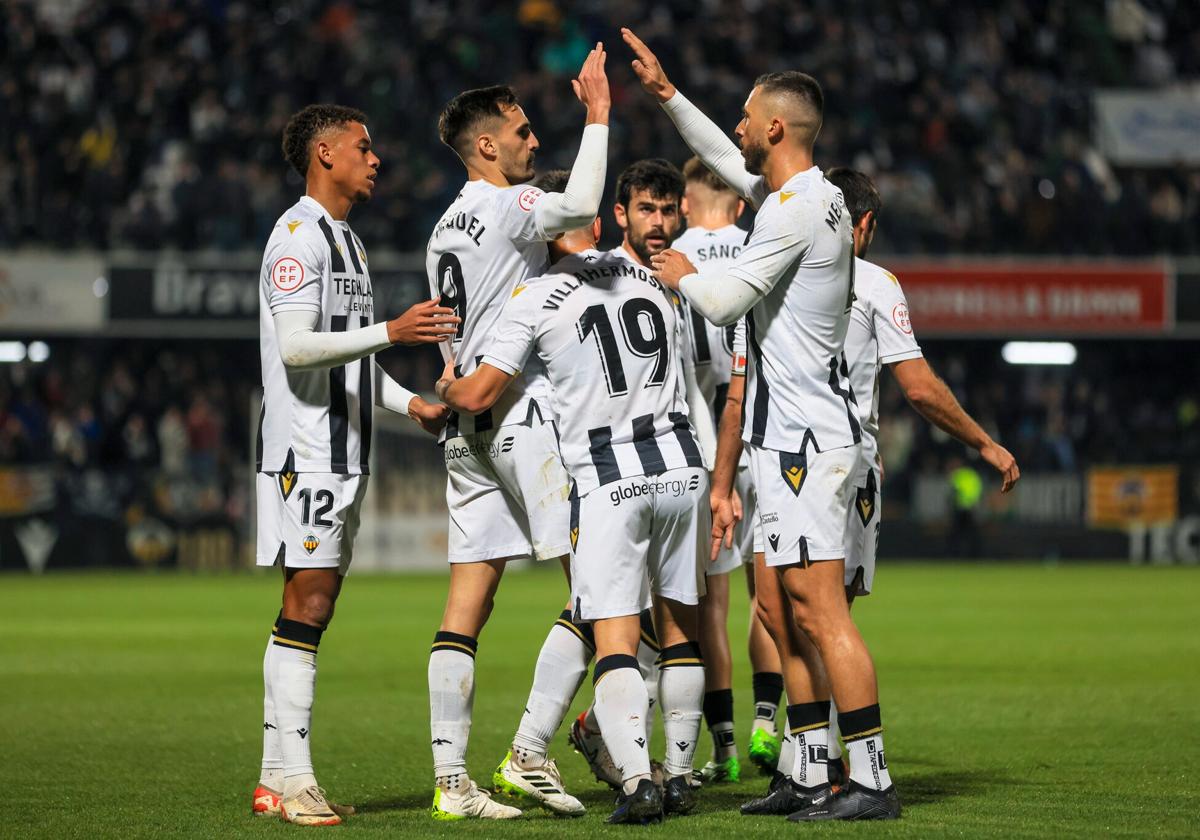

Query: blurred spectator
[0,0,1196,253]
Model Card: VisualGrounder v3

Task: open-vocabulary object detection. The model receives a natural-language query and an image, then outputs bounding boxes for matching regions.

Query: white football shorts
[844,464,880,596]
[747,441,859,568]
[571,467,709,621]
[256,471,368,575]
[709,457,756,576]
[443,412,572,564]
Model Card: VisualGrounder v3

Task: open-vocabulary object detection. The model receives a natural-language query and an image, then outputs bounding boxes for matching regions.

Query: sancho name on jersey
[258,195,376,475]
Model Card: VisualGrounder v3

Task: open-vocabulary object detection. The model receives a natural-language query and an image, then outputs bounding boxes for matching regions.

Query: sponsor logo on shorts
[609,474,700,506]
[768,533,780,552]
[856,487,875,527]
[277,471,297,501]
[760,511,779,525]
[443,435,516,462]
[302,533,320,555]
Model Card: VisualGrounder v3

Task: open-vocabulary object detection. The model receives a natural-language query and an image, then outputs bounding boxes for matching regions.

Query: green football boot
[696,755,742,784]
[748,727,782,775]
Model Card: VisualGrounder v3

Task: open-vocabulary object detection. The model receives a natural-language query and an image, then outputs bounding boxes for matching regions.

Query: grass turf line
[1,564,1197,838]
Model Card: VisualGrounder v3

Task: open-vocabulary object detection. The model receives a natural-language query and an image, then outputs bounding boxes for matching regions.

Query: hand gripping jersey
[481,248,704,496]
[672,223,747,410]
[732,167,860,454]
[426,180,556,438]
[843,258,923,474]
[257,196,376,475]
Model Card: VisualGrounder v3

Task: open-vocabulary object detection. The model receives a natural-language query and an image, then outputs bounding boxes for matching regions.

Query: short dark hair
[534,169,571,193]
[826,167,881,226]
[438,85,520,159]
[282,104,367,177]
[682,156,732,193]
[615,159,685,208]
[754,71,824,120]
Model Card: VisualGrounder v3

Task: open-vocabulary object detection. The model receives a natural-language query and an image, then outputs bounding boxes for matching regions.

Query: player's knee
[294,592,336,628]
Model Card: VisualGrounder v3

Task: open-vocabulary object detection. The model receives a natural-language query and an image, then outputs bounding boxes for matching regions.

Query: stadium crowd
[1,0,1197,255]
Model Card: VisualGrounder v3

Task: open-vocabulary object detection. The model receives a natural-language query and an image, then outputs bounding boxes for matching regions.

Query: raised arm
[622,28,766,208]
[531,44,610,235]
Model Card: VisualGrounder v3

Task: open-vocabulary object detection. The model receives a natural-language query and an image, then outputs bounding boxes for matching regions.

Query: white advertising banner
[1095,88,1200,165]
[0,253,106,333]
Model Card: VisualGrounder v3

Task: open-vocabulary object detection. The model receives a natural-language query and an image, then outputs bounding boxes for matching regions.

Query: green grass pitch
[2,563,1198,838]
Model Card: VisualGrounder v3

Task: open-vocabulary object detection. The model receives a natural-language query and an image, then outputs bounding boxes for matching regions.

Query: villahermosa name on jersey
[481,249,704,496]
[257,195,375,475]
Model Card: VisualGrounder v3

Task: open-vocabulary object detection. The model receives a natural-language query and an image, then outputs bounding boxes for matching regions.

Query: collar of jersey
[298,195,348,227]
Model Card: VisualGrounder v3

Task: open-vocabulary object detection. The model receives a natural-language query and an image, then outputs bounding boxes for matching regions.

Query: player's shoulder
[488,181,545,217]
[264,198,327,256]
[853,258,905,313]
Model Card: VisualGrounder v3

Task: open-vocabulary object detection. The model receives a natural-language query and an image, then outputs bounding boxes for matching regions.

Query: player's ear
[613,202,628,230]
[475,132,497,162]
[767,116,785,144]
[591,216,602,242]
[858,211,875,238]
[680,194,690,216]
[736,198,746,219]
[315,138,334,170]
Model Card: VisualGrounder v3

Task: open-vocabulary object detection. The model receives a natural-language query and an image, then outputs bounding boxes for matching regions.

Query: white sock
[512,615,591,767]
[259,627,284,790]
[827,698,843,761]
[272,618,323,800]
[777,731,794,775]
[658,644,705,777]
[592,656,651,792]
[636,637,659,744]
[786,701,831,788]
[841,704,893,790]
[429,632,477,790]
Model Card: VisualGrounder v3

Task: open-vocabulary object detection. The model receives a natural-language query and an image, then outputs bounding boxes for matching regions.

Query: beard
[742,138,767,175]
[502,151,536,184]
[628,228,667,266]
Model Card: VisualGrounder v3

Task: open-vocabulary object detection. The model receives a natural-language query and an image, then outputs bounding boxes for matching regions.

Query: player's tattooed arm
[436,358,514,416]
[890,357,1020,492]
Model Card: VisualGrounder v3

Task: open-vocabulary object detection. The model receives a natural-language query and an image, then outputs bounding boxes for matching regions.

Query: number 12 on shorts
[298,487,334,527]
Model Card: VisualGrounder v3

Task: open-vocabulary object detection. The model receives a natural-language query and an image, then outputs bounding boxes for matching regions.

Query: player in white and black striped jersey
[438,192,713,823]
[423,46,613,822]
[625,28,900,820]
[252,105,459,826]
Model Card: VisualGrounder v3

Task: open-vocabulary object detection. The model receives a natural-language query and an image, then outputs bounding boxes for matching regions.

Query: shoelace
[299,787,334,814]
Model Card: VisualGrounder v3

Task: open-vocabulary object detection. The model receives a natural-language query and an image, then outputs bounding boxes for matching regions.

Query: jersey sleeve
[479,281,545,375]
[493,185,551,245]
[726,196,813,296]
[262,226,325,314]
[872,269,923,364]
[730,318,747,376]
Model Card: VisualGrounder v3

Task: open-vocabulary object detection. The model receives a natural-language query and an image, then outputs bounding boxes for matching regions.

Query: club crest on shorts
[277,471,297,501]
[779,451,807,496]
[302,533,320,555]
[570,526,579,550]
[856,469,877,526]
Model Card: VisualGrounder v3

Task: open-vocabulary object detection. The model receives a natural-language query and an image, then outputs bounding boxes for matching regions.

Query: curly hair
[615,158,685,208]
[282,104,368,177]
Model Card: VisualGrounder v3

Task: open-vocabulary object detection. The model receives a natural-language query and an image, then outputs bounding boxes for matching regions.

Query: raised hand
[621,27,676,103]
[386,297,460,345]
[571,42,610,124]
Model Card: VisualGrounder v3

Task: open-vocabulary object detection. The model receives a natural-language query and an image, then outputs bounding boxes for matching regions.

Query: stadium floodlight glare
[27,341,50,363]
[0,341,26,363]
[1001,341,1077,366]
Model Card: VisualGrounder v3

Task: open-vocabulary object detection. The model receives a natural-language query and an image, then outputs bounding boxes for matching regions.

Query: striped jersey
[673,223,746,412]
[426,180,554,439]
[482,248,704,496]
[844,258,923,474]
[726,166,860,455]
[257,196,374,475]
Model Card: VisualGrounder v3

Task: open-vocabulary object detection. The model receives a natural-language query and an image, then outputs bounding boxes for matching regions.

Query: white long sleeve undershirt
[678,272,762,327]
[661,91,766,210]
[681,343,718,468]
[273,310,417,414]
[532,123,609,235]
